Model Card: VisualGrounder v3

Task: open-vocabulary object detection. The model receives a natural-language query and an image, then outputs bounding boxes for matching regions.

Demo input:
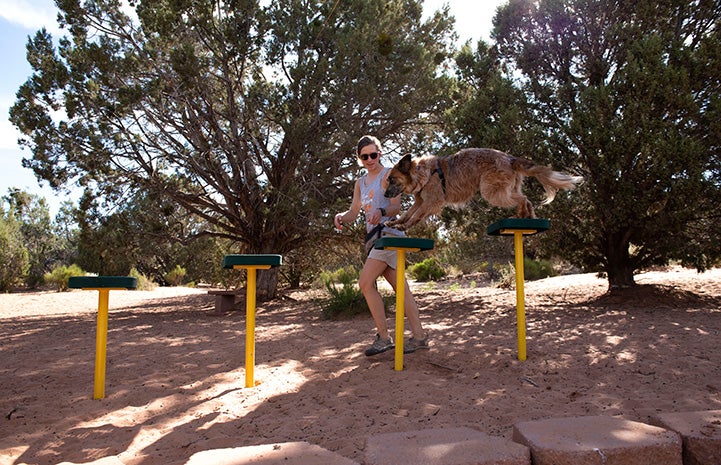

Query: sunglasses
[358,152,379,161]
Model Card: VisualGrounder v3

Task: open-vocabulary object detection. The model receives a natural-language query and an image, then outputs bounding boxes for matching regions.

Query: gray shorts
[367,247,398,269]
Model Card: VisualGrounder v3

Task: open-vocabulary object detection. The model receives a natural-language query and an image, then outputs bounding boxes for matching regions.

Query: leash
[364,222,385,243]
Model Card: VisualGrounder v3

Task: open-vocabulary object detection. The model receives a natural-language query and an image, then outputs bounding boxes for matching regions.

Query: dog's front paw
[387,221,406,231]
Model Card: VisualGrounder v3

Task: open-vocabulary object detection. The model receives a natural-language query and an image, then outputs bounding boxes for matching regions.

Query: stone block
[184,441,359,465]
[512,415,682,465]
[651,410,721,465]
[365,427,530,465]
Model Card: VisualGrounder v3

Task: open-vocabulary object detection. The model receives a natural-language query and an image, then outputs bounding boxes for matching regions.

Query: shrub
[164,265,187,286]
[318,266,372,319]
[491,258,557,288]
[317,265,359,288]
[524,258,557,281]
[491,263,516,289]
[129,267,157,290]
[408,257,446,281]
[44,264,85,292]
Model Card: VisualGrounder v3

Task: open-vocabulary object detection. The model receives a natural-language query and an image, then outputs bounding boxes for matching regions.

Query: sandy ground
[1,267,720,465]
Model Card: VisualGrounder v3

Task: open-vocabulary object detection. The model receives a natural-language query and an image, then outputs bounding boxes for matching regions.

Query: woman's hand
[334,213,344,230]
[367,208,383,225]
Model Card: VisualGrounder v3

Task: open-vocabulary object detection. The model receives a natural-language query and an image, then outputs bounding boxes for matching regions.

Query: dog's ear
[398,154,413,174]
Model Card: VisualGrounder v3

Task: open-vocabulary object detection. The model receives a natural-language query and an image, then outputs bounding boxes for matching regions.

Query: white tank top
[360,167,404,236]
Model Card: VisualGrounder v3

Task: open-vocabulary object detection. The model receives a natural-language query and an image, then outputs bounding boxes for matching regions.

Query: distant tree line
[0,188,225,291]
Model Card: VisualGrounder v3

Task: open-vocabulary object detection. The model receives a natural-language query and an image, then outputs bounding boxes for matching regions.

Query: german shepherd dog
[384,148,583,230]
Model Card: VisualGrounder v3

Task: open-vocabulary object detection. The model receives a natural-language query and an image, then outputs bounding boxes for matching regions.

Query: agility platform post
[374,237,434,371]
[68,276,137,399]
[222,254,283,388]
[487,218,549,361]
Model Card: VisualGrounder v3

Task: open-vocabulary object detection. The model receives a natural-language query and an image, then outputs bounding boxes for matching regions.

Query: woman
[334,135,429,356]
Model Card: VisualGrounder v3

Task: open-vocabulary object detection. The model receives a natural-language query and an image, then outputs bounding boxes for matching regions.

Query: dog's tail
[514,159,584,205]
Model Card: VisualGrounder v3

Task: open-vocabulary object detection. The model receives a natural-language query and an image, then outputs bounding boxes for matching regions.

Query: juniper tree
[10,0,455,297]
[493,0,721,290]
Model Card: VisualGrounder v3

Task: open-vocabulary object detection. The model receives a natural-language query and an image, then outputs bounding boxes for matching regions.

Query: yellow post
[94,289,110,399]
[245,267,257,388]
[70,276,136,399]
[488,219,549,362]
[394,249,407,371]
[513,232,527,361]
[232,264,272,388]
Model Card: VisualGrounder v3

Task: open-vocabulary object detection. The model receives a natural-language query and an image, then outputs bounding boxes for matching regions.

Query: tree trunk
[255,267,279,301]
[604,231,636,292]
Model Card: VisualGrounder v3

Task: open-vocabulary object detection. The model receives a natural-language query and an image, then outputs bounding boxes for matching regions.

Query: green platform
[68,276,137,289]
[374,237,435,251]
[222,254,283,269]
[486,218,550,236]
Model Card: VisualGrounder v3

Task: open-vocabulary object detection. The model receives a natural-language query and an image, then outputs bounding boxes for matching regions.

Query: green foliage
[318,266,369,319]
[408,257,447,281]
[319,266,359,287]
[448,40,538,155]
[0,211,29,292]
[10,0,456,299]
[3,189,61,288]
[44,264,84,292]
[493,0,721,290]
[164,265,187,286]
[524,258,557,281]
[492,258,557,289]
[74,189,228,287]
[129,267,157,291]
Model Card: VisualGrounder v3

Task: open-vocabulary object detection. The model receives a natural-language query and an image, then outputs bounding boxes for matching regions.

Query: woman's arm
[334,179,362,230]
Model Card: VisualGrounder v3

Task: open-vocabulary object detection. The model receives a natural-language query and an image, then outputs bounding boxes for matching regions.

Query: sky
[0,0,506,216]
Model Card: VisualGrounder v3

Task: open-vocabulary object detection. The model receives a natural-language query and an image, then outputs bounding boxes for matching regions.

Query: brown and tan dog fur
[384,148,583,230]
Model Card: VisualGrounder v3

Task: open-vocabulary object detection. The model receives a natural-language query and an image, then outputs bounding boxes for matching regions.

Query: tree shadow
[585,283,721,309]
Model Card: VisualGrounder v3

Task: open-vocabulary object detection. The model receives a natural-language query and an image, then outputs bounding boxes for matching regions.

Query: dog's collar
[433,162,447,195]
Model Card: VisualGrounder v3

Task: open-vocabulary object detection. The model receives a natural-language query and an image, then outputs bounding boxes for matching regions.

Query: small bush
[318,266,372,319]
[491,263,516,289]
[129,267,157,290]
[164,265,187,286]
[44,264,85,292]
[318,265,359,288]
[408,257,446,281]
[524,258,557,281]
[491,258,557,288]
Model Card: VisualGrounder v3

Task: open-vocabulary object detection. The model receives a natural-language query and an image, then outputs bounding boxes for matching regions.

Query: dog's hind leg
[509,173,535,218]
[479,174,535,218]
[514,197,535,218]
[511,176,536,218]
